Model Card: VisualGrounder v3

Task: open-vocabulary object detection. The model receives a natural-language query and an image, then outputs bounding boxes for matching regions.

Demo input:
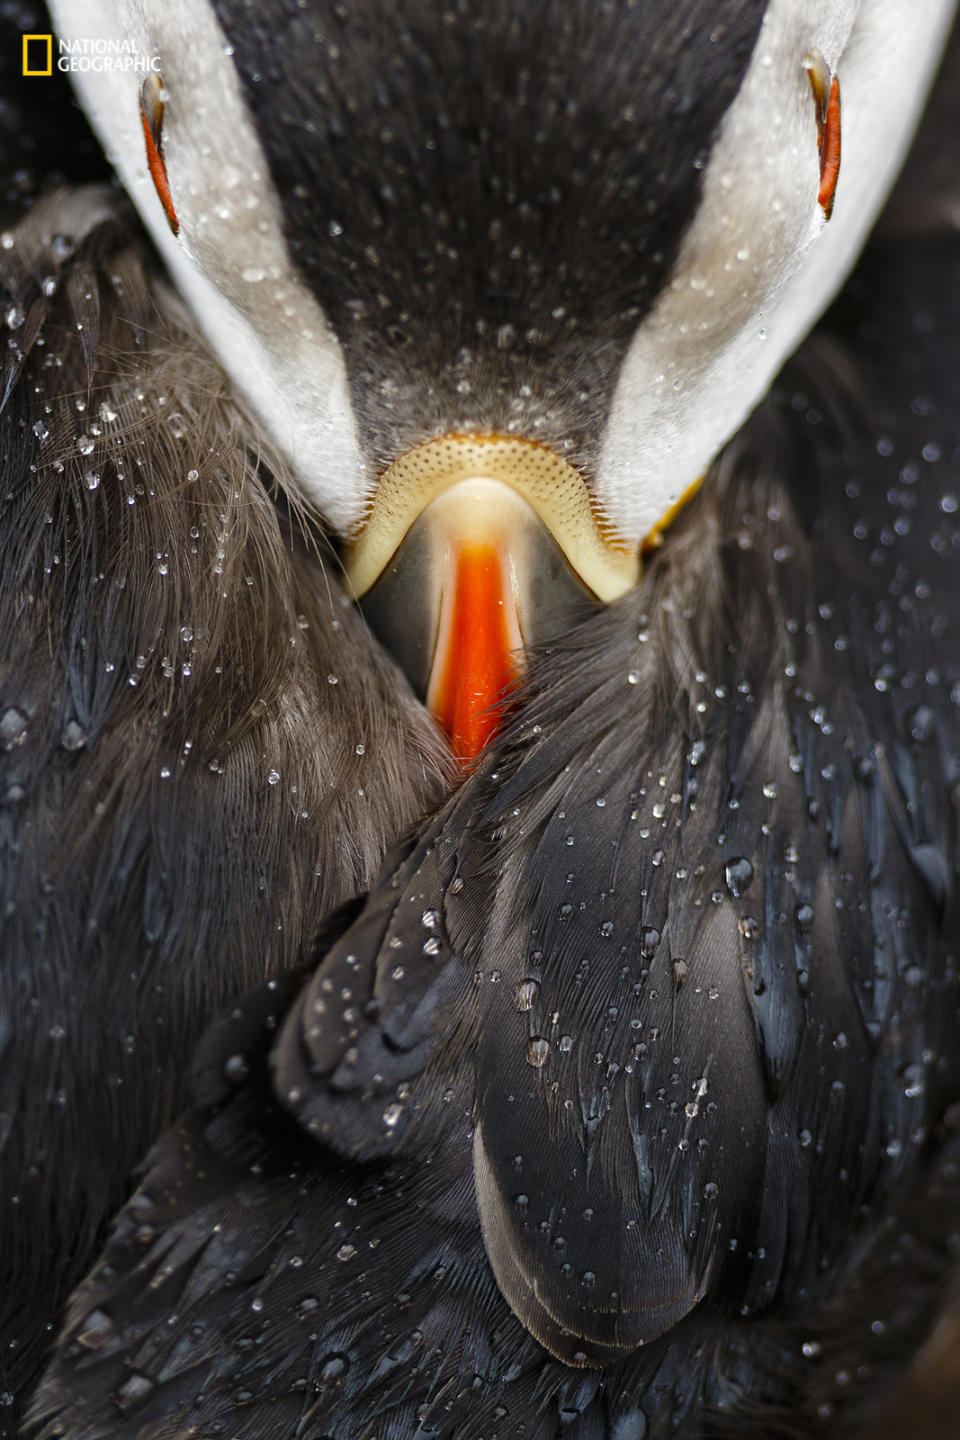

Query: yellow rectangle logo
[22,34,53,76]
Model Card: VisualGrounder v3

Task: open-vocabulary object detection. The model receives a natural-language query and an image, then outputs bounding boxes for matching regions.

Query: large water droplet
[319,1352,349,1384]
[61,720,87,751]
[724,857,754,897]
[526,1037,550,1069]
[640,926,660,958]
[515,979,539,1011]
[0,708,27,749]
[795,902,814,932]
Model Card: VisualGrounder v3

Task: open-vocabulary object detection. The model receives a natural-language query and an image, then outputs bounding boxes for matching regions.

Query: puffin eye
[804,49,841,220]
[140,73,179,236]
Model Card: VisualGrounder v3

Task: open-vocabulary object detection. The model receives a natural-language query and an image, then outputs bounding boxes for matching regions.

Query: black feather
[28,159,960,1434]
[0,186,453,1425]
[212,0,768,469]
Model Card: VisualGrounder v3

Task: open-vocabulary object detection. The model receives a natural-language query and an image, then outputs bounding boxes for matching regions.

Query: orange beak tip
[427,542,521,764]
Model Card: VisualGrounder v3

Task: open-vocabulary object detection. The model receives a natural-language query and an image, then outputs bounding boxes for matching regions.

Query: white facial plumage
[49,0,957,544]
[597,0,957,542]
[49,0,366,533]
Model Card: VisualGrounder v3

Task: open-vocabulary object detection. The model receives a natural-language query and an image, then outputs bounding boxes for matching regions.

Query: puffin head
[50,0,954,757]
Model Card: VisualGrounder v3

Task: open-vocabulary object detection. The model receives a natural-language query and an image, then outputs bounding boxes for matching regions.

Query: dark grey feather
[212,0,767,469]
[28,170,960,1434]
[0,185,453,1425]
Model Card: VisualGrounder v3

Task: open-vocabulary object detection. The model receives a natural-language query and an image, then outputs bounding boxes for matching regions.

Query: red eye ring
[817,76,842,219]
[140,74,179,237]
[804,50,841,221]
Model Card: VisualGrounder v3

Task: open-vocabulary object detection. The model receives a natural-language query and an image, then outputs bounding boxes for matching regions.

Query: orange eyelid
[817,77,841,220]
[139,78,179,236]
[804,50,841,221]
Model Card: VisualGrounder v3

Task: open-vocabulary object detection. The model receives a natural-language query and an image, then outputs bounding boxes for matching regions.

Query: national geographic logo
[21,34,52,76]
[21,34,161,75]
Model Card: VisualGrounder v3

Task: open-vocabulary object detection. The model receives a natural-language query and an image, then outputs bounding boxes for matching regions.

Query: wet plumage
[2,1,959,1436]
[0,186,451,1428]
[26,98,960,1435]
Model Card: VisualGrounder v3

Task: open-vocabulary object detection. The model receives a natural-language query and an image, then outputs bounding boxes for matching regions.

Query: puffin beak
[344,435,640,763]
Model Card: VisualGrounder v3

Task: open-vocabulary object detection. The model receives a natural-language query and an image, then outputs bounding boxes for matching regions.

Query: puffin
[0,0,957,1436]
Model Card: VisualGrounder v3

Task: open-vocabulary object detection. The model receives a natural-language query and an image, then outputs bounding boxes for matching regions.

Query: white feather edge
[597,0,959,542]
[47,0,367,533]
